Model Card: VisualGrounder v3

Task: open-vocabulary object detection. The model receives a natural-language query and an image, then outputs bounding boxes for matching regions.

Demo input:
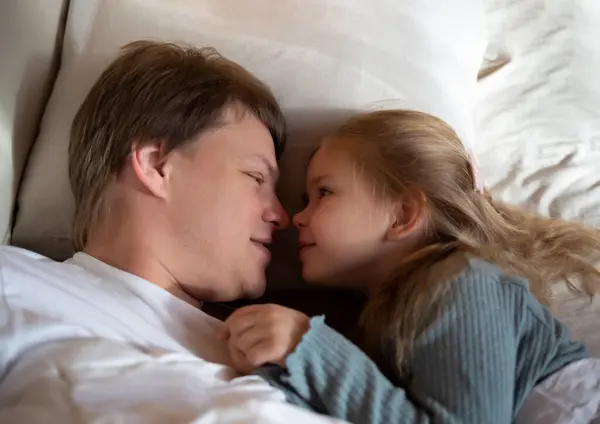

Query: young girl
[219,110,600,423]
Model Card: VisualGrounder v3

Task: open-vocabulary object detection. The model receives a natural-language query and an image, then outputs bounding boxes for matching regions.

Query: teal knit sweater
[255,258,587,423]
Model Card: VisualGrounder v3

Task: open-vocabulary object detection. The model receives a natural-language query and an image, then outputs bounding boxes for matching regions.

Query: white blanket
[0,338,347,424]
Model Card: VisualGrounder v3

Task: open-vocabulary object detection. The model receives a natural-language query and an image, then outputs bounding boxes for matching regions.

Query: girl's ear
[385,190,427,242]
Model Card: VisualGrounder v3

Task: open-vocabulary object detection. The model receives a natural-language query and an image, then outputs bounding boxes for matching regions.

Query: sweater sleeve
[257,268,525,424]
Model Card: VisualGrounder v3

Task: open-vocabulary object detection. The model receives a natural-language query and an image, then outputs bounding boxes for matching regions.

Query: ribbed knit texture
[254,258,587,423]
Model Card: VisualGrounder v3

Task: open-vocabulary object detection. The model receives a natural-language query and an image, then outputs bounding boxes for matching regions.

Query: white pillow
[11,0,486,288]
[475,0,600,226]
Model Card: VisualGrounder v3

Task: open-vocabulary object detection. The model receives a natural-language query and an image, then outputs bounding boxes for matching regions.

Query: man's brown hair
[69,40,286,251]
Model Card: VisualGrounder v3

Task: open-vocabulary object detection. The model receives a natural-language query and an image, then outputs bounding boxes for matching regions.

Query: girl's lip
[298,243,316,257]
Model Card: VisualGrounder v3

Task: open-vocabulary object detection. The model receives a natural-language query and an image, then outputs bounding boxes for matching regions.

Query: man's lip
[298,242,316,249]
[251,240,272,260]
[250,238,272,246]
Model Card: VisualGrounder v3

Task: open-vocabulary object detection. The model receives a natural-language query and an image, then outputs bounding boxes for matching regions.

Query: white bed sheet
[476,0,600,356]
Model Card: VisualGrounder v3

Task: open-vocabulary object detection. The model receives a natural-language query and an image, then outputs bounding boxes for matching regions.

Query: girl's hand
[217,304,310,374]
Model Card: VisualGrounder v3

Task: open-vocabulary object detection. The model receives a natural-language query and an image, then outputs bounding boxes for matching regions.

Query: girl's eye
[302,187,332,205]
[246,172,265,185]
[318,186,332,198]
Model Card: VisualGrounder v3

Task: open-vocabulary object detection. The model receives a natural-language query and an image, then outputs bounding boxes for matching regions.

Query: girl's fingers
[243,338,278,368]
[233,323,271,354]
[225,304,276,339]
[229,344,254,374]
[227,304,269,321]
[224,313,259,339]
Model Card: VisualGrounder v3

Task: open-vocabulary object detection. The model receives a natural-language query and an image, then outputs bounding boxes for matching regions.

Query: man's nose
[264,197,289,229]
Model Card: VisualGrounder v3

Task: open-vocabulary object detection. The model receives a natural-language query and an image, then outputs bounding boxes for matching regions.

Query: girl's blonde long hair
[327,110,600,373]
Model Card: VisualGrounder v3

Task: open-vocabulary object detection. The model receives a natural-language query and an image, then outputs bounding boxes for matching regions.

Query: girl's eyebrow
[307,174,329,187]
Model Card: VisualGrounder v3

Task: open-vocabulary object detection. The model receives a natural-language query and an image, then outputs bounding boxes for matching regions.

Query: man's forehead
[215,103,251,126]
[197,109,276,156]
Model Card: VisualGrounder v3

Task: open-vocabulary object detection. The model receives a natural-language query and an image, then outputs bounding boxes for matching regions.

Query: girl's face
[293,144,404,290]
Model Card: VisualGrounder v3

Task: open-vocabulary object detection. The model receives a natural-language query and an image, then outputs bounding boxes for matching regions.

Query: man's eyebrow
[245,154,279,178]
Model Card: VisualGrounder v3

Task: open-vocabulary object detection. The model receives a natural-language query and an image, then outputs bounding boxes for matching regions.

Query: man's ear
[130,141,169,199]
[385,190,427,242]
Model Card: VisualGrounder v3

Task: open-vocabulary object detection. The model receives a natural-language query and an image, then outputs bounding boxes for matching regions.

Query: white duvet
[0,339,347,424]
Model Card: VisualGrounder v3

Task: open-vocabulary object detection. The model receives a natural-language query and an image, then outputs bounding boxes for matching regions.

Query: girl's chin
[301,267,372,295]
[301,269,346,288]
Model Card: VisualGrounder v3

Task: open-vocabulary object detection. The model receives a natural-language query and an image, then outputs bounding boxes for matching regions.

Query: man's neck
[84,230,203,309]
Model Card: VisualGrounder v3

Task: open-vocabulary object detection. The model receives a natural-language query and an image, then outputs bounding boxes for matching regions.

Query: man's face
[164,109,289,302]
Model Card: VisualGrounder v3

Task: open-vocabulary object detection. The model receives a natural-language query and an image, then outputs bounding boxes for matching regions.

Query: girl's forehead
[306,145,366,190]
[309,144,350,168]
[307,145,342,177]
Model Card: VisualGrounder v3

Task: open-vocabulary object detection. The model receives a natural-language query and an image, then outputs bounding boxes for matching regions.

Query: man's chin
[222,271,266,301]
[242,279,266,300]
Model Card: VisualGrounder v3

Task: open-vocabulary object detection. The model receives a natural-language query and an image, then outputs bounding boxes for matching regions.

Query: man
[0,41,346,423]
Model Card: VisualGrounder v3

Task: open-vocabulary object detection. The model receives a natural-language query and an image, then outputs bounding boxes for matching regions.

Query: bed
[1,0,599,421]
[0,0,598,387]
